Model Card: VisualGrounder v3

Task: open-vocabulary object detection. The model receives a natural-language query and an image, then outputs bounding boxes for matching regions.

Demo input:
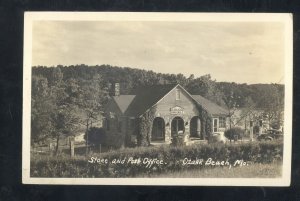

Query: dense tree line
[31,64,284,149]
[33,64,284,108]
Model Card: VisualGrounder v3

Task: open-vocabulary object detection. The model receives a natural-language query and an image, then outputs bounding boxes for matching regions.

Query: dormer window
[176,89,181,100]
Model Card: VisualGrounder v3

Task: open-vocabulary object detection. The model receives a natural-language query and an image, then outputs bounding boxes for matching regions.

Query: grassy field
[137,163,282,178]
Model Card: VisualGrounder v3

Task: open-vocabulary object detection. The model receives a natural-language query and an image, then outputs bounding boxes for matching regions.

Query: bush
[84,127,106,146]
[171,133,186,146]
[225,127,244,142]
[31,141,283,178]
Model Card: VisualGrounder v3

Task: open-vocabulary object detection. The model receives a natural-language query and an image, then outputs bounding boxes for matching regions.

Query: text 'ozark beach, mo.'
[22,13,293,185]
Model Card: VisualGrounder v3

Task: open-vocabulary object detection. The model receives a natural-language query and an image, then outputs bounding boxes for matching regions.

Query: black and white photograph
[22,12,293,186]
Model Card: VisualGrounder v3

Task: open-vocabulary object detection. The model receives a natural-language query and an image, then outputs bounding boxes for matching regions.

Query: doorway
[190,116,202,139]
[152,117,165,141]
[171,117,185,136]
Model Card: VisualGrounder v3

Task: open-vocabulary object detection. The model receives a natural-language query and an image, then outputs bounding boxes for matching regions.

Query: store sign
[170,106,184,115]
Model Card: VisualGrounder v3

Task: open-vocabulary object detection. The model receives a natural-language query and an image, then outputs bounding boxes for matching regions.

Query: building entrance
[151,117,165,141]
[171,116,185,136]
[190,116,202,139]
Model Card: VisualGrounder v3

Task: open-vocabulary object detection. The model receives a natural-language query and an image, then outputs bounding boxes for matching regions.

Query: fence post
[249,120,253,142]
[70,140,74,158]
[49,142,53,156]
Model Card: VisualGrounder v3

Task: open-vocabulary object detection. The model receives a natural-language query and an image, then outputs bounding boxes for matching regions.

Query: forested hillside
[32,64,284,109]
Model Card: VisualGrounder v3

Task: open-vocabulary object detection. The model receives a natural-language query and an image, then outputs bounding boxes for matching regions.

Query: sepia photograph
[22,12,293,186]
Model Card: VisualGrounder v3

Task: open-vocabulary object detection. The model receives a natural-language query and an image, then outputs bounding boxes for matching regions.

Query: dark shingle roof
[110,84,228,117]
[192,95,228,116]
[124,84,177,117]
[112,95,136,113]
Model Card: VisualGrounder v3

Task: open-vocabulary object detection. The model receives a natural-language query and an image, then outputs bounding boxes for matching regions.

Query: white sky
[32,21,285,84]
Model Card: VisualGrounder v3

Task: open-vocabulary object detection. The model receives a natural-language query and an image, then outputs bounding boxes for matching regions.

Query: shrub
[31,141,283,178]
[171,133,186,146]
[84,127,106,146]
[225,127,244,142]
[270,121,281,129]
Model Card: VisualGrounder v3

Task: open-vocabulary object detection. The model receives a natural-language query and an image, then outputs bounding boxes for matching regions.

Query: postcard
[23,12,293,186]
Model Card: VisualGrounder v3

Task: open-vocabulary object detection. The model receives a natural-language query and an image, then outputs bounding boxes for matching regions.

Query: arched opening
[171,116,185,136]
[190,116,203,139]
[151,117,165,141]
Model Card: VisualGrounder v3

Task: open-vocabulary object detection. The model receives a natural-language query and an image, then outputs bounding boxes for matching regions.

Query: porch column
[165,118,172,144]
[197,118,201,137]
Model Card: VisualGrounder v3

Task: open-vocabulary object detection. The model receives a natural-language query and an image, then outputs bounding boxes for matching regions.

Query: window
[103,118,106,129]
[219,117,226,128]
[118,121,122,132]
[106,119,110,131]
[213,118,218,132]
[175,89,181,100]
[129,118,135,130]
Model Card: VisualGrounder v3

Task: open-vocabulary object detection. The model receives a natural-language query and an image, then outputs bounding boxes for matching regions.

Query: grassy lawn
[30,141,283,178]
[138,163,282,178]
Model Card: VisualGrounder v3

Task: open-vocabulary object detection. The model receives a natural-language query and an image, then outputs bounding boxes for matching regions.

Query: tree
[222,90,241,128]
[48,67,80,155]
[77,74,108,154]
[31,75,53,145]
[31,68,81,155]
[233,96,255,129]
[49,104,80,155]
[175,73,188,87]
[186,74,225,105]
[255,84,284,128]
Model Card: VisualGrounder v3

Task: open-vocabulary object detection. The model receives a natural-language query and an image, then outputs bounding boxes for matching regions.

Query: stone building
[103,84,229,148]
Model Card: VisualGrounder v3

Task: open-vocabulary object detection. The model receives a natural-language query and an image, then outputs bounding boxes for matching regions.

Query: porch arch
[151,117,165,141]
[190,116,203,139]
[171,116,185,136]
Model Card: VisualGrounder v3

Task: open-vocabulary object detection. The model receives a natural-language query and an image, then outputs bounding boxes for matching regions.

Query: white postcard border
[22,12,293,186]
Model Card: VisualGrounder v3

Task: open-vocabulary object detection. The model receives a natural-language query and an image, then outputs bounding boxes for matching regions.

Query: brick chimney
[114,83,120,96]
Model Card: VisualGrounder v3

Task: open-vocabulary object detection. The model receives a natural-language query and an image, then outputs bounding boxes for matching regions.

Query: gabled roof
[124,84,177,117]
[192,95,228,116]
[110,84,228,117]
[112,95,136,113]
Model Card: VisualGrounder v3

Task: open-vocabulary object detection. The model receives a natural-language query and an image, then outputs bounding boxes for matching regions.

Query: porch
[150,116,207,145]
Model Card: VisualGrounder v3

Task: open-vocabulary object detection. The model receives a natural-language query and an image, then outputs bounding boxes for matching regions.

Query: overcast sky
[32,21,285,84]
